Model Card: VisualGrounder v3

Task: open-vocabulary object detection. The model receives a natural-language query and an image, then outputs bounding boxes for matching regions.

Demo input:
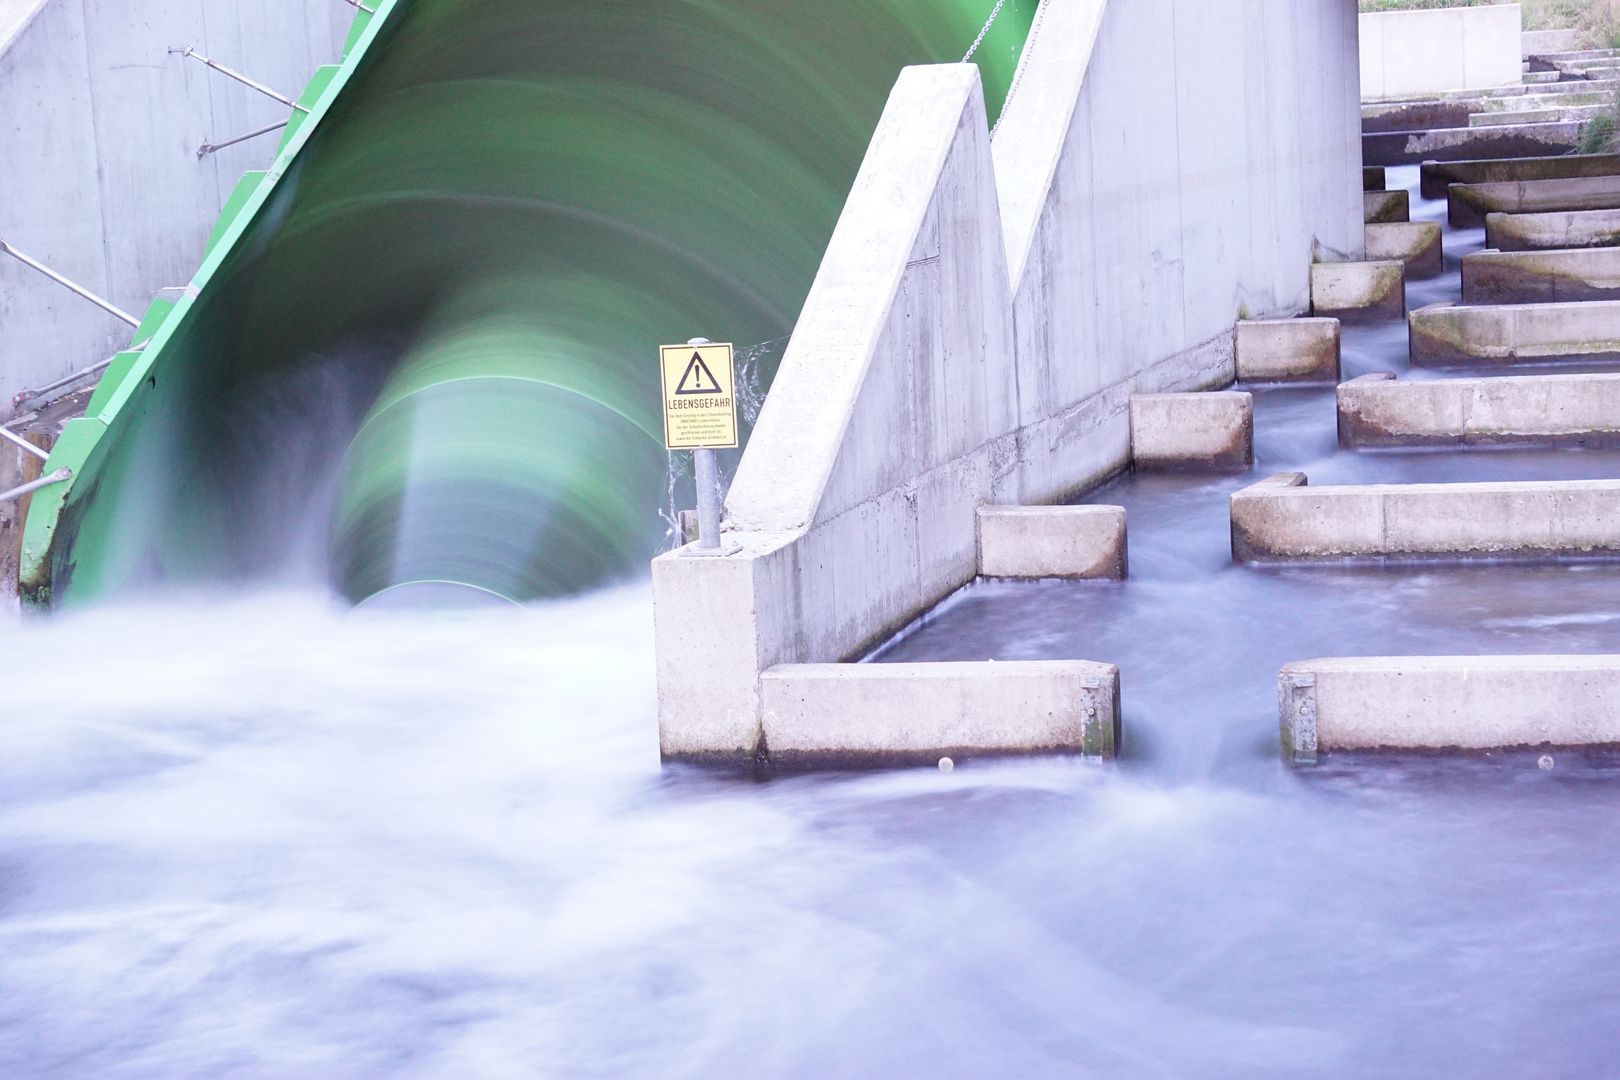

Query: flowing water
[6,169,1620,1078]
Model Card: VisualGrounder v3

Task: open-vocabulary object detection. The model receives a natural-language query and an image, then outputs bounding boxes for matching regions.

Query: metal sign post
[660,337,740,556]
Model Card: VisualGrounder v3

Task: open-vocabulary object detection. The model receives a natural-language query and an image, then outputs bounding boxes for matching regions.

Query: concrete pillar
[1364,189,1410,223]
[1365,222,1443,279]
[976,505,1127,579]
[1235,318,1341,384]
[1311,261,1406,323]
[1129,391,1253,472]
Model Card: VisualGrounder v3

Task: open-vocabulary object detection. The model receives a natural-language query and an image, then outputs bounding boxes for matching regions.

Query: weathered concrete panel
[1365,221,1443,278]
[1461,246,1620,304]
[1421,151,1620,199]
[1231,473,1620,562]
[1235,317,1340,384]
[760,659,1121,766]
[1360,5,1522,99]
[977,505,1126,580]
[1409,299,1620,366]
[1311,261,1405,323]
[1486,208,1620,250]
[1130,392,1253,472]
[1364,189,1410,223]
[1523,29,1580,56]
[1449,175,1620,228]
[1338,370,1620,447]
[1280,655,1620,757]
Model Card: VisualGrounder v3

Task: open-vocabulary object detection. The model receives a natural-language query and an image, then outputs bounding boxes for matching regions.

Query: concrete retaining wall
[1338,370,1620,447]
[1359,4,1523,100]
[0,0,351,408]
[1461,246,1620,304]
[1409,299,1620,366]
[1486,208,1620,250]
[652,0,1362,763]
[1280,655,1620,759]
[1231,472,1620,562]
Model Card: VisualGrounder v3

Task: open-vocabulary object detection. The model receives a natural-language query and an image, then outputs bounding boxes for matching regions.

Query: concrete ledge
[1421,152,1620,199]
[1230,472,1620,562]
[1130,391,1253,472]
[759,660,1121,766]
[1337,370,1620,447]
[1365,221,1443,278]
[977,505,1126,579]
[1364,189,1410,223]
[1461,246,1620,304]
[1364,122,1581,167]
[1485,208,1620,250]
[1235,317,1340,384]
[1279,655,1620,761]
[1449,175,1620,228]
[1311,261,1405,323]
[1409,299,1620,367]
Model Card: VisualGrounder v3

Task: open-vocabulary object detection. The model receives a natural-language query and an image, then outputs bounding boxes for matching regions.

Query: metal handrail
[0,467,70,505]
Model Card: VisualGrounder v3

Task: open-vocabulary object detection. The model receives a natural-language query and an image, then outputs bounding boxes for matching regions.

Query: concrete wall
[1360,4,1523,101]
[0,0,351,407]
[653,0,1363,762]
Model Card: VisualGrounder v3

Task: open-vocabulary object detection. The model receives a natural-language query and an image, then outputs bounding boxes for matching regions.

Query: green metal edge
[17,0,402,604]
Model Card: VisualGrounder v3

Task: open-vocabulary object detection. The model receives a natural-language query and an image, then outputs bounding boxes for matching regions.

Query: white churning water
[6,168,1620,1078]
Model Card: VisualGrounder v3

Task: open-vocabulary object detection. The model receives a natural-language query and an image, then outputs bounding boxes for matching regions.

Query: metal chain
[962,0,1008,61]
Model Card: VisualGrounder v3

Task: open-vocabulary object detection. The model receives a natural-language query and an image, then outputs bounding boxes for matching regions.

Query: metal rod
[171,47,308,112]
[0,467,70,505]
[686,336,722,550]
[0,426,50,462]
[12,334,149,409]
[338,0,377,13]
[0,240,140,327]
[197,118,289,158]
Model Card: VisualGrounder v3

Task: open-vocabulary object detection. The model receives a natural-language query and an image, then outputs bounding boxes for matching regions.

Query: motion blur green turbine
[22,0,1034,606]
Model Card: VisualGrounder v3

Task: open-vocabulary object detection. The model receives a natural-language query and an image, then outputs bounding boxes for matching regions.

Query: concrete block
[1365,221,1443,278]
[1408,299,1620,367]
[1523,29,1580,57]
[758,660,1121,767]
[1485,208,1620,250]
[1364,122,1581,168]
[1468,104,1607,128]
[1279,655,1620,761]
[1421,152,1620,199]
[976,505,1127,579]
[1129,391,1253,472]
[1364,165,1386,191]
[1337,370,1620,447]
[1449,175,1620,228]
[1364,189,1410,223]
[1311,260,1406,323]
[1461,246,1620,304]
[1230,473,1620,563]
[1361,99,1470,135]
[1360,6,1522,99]
[1235,318,1341,384]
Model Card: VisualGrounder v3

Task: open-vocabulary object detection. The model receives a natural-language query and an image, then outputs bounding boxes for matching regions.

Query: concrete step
[1366,221,1443,278]
[1230,471,1620,563]
[1522,29,1581,57]
[1337,370,1620,447]
[1468,104,1607,127]
[759,660,1121,767]
[1449,174,1620,228]
[1363,121,1581,167]
[1486,207,1620,250]
[1364,189,1409,223]
[1409,299,1620,367]
[1310,261,1405,323]
[1422,152,1620,200]
[1362,92,1611,133]
[1529,47,1620,63]
[1279,655,1620,762]
[1461,246,1620,304]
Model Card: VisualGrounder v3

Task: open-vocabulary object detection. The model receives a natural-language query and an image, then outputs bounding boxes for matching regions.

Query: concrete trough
[1364,122,1581,167]
[1364,189,1409,224]
[977,505,1127,580]
[758,660,1121,767]
[1129,391,1252,472]
[1311,260,1405,323]
[1230,471,1620,563]
[1337,370,1620,448]
[1486,208,1620,250]
[1365,221,1443,278]
[1421,152,1620,200]
[1278,655,1620,762]
[1460,246,1620,304]
[1408,299,1620,367]
[1449,175,1620,228]
[1235,317,1340,384]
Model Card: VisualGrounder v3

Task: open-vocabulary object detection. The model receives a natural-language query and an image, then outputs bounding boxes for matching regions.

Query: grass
[1359,0,1618,40]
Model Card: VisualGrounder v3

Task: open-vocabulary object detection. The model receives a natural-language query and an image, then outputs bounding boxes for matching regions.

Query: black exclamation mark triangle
[675,351,723,395]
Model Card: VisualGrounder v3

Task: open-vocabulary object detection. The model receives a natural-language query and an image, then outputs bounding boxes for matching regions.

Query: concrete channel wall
[652,0,1363,763]
[0,0,350,407]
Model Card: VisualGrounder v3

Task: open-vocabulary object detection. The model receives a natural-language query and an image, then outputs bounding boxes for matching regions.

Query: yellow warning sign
[659,342,738,449]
